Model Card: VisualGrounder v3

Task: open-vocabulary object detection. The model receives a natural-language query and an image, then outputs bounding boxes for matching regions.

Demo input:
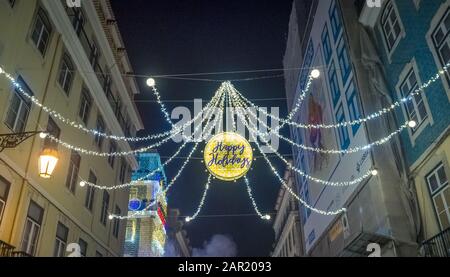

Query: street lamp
[38,148,59,179]
[0,131,59,179]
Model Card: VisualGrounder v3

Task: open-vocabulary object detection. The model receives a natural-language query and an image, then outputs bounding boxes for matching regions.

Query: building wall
[0,0,141,257]
[360,0,450,246]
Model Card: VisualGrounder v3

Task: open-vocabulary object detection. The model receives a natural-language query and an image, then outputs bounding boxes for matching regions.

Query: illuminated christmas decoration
[204,132,253,181]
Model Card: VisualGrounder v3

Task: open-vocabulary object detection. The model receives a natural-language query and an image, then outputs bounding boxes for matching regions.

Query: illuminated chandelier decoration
[0,62,446,222]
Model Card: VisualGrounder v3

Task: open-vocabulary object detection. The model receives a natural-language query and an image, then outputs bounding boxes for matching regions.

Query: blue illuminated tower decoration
[123,152,168,257]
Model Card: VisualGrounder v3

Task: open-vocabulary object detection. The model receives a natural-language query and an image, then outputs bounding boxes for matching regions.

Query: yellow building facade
[0,0,143,257]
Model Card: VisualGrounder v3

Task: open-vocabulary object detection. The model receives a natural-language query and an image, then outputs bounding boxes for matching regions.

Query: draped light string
[230,85,414,155]
[81,90,225,190]
[232,88,377,187]
[43,86,225,157]
[244,176,271,221]
[244,116,347,215]
[185,175,213,223]
[109,93,226,219]
[232,63,450,130]
[0,66,222,142]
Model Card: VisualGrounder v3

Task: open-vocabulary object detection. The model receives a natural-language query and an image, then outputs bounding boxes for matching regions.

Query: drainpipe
[9,34,62,245]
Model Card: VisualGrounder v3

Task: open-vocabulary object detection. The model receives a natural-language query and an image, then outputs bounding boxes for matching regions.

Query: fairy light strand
[185,175,213,223]
[244,176,271,221]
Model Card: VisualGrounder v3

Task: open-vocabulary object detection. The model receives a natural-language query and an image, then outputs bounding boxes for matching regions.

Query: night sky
[110,0,294,257]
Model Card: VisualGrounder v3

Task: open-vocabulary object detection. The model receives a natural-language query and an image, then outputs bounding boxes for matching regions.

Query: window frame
[65,150,81,194]
[4,76,33,133]
[0,176,11,225]
[30,6,52,56]
[113,206,121,238]
[84,171,96,211]
[426,162,450,231]
[53,222,69,257]
[78,87,92,125]
[57,52,75,95]
[21,201,44,256]
[100,191,110,226]
[378,0,405,62]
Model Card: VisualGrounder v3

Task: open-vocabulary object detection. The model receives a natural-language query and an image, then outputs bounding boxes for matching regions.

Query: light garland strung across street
[231,63,450,130]
[230,86,415,155]
[109,93,226,219]
[0,66,222,142]
[232,90,377,187]
[244,176,271,221]
[185,175,213,223]
[244,116,347,216]
[44,88,224,157]
[82,89,225,190]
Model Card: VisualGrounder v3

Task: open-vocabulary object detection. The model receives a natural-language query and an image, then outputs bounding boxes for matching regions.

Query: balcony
[0,240,32,257]
[422,228,450,257]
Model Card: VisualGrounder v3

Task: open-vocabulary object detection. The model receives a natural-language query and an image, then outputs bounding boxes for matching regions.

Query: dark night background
[110,0,294,256]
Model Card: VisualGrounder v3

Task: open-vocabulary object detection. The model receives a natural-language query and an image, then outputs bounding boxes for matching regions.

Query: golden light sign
[204,132,253,181]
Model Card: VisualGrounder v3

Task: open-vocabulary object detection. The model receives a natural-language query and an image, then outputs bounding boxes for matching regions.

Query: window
[322,25,332,65]
[79,87,92,125]
[85,171,96,211]
[108,142,117,168]
[328,61,340,107]
[381,0,403,53]
[72,9,85,36]
[335,104,350,150]
[53,222,68,257]
[5,76,32,133]
[8,0,15,8]
[337,36,351,86]
[431,9,450,85]
[345,81,362,135]
[58,53,74,95]
[100,191,110,226]
[89,41,99,67]
[0,176,11,225]
[329,0,342,42]
[119,158,128,183]
[426,163,450,230]
[21,201,44,256]
[65,151,81,194]
[78,238,87,257]
[31,7,52,55]
[94,115,105,149]
[399,68,428,132]
[44,116,61,150]
[113,206,121,238]
[125,219,135,242]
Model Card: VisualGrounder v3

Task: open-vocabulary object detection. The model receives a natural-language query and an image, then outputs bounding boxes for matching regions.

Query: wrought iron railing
[11,251,33,257]
[0,240,15,257]
[422,227,450,257]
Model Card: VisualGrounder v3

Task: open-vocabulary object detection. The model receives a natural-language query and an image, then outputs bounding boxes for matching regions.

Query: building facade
[271,165,304,257]
[123,153,168,257]
[284,0,419,257]
[358,0,450,257]
[0,0,143,257]
[165,209,192,257]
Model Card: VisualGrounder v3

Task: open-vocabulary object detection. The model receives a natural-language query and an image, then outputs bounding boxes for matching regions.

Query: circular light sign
[128,198,142,211]
[204,132,253,181]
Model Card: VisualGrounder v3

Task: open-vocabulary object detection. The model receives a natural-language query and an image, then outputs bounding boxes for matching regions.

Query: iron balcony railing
[0,240,15,257]
[422,227,450,257]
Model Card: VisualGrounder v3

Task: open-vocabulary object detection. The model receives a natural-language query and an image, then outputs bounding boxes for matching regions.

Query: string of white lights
[108,93,225,219]
[245,119,347,216]
[82,89,225,190]
[232,89,377,187]
[0,66,222,142]
[244,176,271,221]
[231,63,450,130]
[230,86,414,155]
[185,175,213,223]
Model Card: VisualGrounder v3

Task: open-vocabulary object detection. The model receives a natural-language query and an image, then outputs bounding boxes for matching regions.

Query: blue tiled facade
[374,0,450,166]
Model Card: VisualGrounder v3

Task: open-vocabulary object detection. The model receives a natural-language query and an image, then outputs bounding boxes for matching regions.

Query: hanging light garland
[244,176,271,221]
[185,175,213,223]
[230,86,414,155]
[231,63,450,130]
[232,90,377,187]
[0,66,223,142]
[81,89,225,190]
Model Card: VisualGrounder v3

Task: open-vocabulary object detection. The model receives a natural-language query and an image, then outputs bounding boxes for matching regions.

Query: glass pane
[21,220,32,252]
[417,101,428,121]
[428,175,439,193]
[29,225,40,255]
[31,20,43,46]
[5,94,21,129]
[434,29,444,46]
[15,105,28,133]
[434,194,445,213]
[27,201,44,224]
[439,212,450,229]
[393,21,401,37]
[444,14,450,30]
[438,166,448,185]
[0,177,10,199]
[56,223,68,241]
[440,43,450,64]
